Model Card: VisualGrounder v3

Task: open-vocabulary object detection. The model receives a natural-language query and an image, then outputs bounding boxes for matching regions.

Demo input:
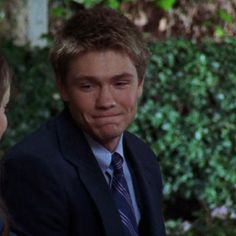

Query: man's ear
[56,79,69,102]
[137,77,144,98]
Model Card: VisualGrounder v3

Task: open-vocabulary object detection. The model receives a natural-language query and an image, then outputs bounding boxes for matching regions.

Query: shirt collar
[84,132,124,173]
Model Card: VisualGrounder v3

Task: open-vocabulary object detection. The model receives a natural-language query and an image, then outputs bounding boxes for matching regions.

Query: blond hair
[50,7,149,83]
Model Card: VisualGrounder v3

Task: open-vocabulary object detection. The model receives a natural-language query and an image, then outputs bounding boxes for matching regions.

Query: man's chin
[97,130,122,142]
[91,127,123,146]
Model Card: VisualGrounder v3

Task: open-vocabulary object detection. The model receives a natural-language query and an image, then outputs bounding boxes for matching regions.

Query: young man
[2,7,166,236]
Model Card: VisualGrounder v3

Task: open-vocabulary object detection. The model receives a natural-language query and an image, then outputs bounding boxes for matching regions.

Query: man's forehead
[69,50,136,70]
[71,49,132,61]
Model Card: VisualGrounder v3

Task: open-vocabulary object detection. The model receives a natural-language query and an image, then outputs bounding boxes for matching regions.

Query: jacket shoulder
[124,131,158,161]
[4,115,59,162]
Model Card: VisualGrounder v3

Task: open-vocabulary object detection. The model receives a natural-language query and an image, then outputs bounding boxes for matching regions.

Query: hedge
[131,38,236,211]
[1,38,236,234]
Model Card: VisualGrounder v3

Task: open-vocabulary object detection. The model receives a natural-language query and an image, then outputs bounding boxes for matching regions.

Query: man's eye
[79,83,94,90]
[82,84,92,88]
[115,81,129,87]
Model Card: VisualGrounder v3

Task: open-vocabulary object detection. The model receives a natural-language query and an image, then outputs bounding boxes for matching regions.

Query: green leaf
[50,7,67,18]
[214,26,225,37]
[156,0,176,11]
[107,0,120,9]
[78,0,102,8]
[218,9,233,23]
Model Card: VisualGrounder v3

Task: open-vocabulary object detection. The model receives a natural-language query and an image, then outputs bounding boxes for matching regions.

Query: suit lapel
[56,111,124,236]
[124,132,165,236]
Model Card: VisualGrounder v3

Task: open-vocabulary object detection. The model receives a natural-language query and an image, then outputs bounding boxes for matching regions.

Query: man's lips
[92,114,122,125]
[93,113,121,118]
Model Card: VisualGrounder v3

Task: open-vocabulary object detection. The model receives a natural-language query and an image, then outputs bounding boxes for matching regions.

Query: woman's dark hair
[0,199,10,236]
[0,52,11,104]
[0,51,11,236]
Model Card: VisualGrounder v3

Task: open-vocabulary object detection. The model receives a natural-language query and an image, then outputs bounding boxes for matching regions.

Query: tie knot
[111,152,123,172]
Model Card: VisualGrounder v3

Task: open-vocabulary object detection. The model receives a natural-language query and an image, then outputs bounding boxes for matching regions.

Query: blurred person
[0,51,16,236]
[0,52,10,140]
[1,7,166,236]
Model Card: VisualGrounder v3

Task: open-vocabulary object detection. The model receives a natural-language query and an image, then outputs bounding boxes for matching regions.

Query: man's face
[58,50,143,151]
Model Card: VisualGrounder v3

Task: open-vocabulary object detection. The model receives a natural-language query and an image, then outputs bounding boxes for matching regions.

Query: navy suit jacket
[0,219,17,236]
[1,110,166,236]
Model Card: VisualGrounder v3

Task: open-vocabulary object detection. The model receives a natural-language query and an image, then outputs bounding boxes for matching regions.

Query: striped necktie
[110,152,139,236]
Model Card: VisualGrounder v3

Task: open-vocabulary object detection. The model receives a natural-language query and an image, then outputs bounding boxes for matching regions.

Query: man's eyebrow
[74,75,98,82]
[74,73,134,81]
[112,73,134,79]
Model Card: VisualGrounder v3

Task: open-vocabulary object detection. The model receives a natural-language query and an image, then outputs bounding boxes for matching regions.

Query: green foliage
[50,0,176,17]
[130,38,236,213]
[204,8,234,39]
[214,26,225,37]
[166,215,236,236]
[50,0,126,16]
[156,0,176,11]
[218,9,233,24]
[76,0,103,8]
[0,42,63,153]
[186,217,236,236]
[214,9,233,38]
[49,0,128,22]
[50,6,69,18]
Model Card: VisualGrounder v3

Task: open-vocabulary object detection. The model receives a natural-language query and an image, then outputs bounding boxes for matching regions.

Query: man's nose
[96,86,116,109]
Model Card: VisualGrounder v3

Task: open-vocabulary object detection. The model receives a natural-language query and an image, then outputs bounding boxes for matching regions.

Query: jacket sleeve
[1,154,70,236]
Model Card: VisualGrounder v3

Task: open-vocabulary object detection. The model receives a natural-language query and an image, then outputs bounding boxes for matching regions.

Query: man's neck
[83,132,123,153]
